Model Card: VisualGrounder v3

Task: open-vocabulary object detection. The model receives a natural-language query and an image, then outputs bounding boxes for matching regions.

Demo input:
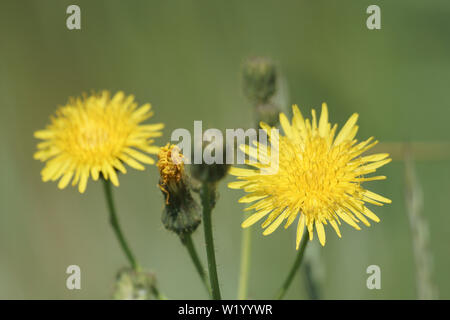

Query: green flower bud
[243,57,277,104]
[191,162,230,184]
[112,268,157,300]
[190,136,230,184]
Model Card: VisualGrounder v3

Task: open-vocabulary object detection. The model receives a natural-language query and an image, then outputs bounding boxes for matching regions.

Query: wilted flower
[157,144,201,237]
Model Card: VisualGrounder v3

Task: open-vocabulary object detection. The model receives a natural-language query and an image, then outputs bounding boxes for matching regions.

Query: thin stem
[237,225,252,299]
[151,285,166,300]
[102,179,138,270]
[303,261,320,300]
[275,232,309,300]
[201,182,221,300]
[182,233,212,297]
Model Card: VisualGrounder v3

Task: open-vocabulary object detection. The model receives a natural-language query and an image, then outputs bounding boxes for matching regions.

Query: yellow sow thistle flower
[228,103,391,248]
[34,91,164,193]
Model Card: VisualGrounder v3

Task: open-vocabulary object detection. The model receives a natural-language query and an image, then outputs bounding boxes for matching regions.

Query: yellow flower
[229,103,391,248]
[34,91,163,193]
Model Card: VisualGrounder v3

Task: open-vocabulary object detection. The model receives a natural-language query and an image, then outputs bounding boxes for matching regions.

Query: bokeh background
[1,0,449,299]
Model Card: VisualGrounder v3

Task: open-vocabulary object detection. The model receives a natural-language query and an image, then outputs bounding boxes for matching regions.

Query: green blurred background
[1,0,449,299]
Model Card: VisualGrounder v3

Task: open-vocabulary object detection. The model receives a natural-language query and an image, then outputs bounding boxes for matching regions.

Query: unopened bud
[112,268,157,300]
[243,57,277,104]
[190,134,229,184]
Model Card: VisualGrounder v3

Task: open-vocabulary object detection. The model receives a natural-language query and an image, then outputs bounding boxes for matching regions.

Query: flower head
[34,91,163,193]
[157,143,185,189]
[229,103,391,248]
[157,144,201,237]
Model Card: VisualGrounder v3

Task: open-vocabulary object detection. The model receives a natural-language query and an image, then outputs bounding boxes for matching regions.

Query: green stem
[201,182,221,300]
[102,179,138,270]
[182,233,212,297]
[275,232,309,299]
[237,225,252,299]
[303,261,320,300]
[151,284,166,300]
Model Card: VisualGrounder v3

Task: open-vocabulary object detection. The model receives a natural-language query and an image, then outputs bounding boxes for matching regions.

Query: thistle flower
[33,91,163,193]
[157,144,201,237]
[229,103,391,248]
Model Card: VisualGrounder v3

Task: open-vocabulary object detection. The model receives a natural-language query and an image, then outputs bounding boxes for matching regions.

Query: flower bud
[191,162,229,184]
[190,134,229,184]
[243,57,277,104]
[157,144,201,237]
[112,268,157,300]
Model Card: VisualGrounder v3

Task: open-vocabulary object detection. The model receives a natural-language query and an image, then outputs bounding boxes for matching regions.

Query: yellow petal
[357,158,392,173]
[58,171,74,189]
[318,103,329,137]
[242,208,272,228]
[307,222,314,240]
[292,104,306,132]
[284,208,299,229]
[263,210,287,235]
[34,130,55,139]
[336,210,361,230]
[364,190,392,204]
[362,206,380,222]
[330,220,341,238]
[124,147,155,164]
[311,109,317,131]
[105,164,119,187]
[296,214,306,250]
[334,113,359,145]
[228,181,249,189]
[238,193,267,203]
[113,159,127,174]
[132,103,152,119]
[261,207,283,228]
[279,113,292,138]
[140,145,161,154]
[91,166,100,181]
[78,167,89,194]
[140,123,164,131]
[119,154,145,171]
[316,221,326,246]
[360,153,390,163]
